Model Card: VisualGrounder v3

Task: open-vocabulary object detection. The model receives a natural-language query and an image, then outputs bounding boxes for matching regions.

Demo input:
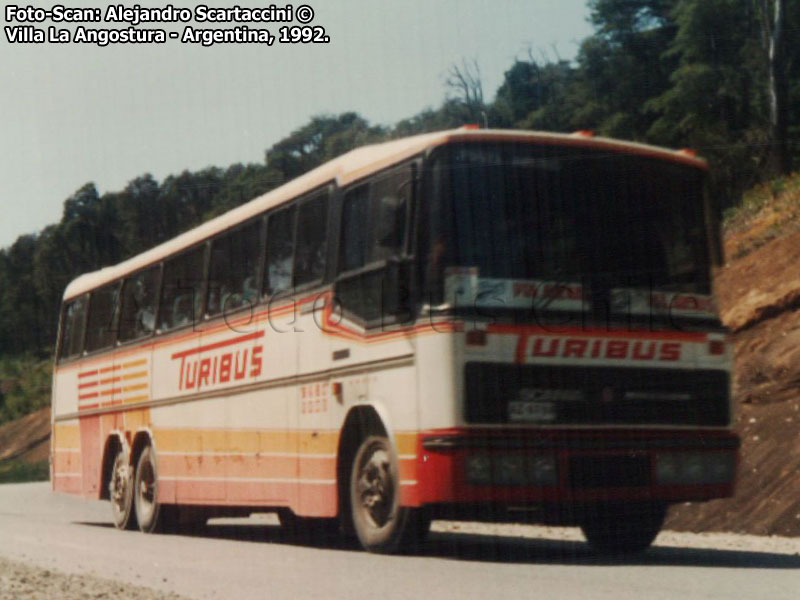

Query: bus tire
[134,445,164,534]
[109,447,136,530]
[580,502,667,555]
[349,435,427,554]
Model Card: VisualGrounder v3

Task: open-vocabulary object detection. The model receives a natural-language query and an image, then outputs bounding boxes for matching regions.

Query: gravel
[0,557,189,600]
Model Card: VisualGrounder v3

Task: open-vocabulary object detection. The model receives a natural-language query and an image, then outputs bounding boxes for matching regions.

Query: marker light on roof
[678,148,698,156]
[572,129,595,137]
[460,123,480,130]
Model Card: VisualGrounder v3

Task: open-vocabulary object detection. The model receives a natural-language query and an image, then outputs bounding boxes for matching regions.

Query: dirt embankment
[666,229,800,536]
[0,407,50,464]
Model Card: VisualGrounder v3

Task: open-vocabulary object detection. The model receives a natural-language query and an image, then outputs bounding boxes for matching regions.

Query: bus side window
[264,205,297,297]
[294,192,329,287]
[85,283,121,353]
[119,266,160,343]
[160,246,206,331]
[336,164,412,322]
[339,165,410,274]
[59,295,88,361]
[369,168,409,262]
[207,220,262,317]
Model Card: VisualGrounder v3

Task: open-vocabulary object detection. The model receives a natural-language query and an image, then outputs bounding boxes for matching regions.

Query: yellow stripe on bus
[53,423,80,449]
[122,358,147,369]
[153,428,340,455]
[122,371,148,381]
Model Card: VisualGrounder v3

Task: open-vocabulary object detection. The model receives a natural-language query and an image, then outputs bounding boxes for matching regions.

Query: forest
[0,0,798,365]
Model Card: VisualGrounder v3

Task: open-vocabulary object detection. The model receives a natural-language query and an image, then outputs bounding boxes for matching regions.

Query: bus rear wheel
[580,502,667,555]
[349,435,428,553]
[134,445,164,533]
[109,447,136,530]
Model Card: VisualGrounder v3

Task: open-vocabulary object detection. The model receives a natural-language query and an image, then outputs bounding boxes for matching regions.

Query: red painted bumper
[414,428,739,506]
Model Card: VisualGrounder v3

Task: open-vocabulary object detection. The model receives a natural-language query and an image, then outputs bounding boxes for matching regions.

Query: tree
[759,0,791,174]
[444,58,487,126]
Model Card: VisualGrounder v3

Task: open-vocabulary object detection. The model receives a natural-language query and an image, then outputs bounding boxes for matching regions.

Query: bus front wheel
[349,435,429,553]
[134,445,164,533]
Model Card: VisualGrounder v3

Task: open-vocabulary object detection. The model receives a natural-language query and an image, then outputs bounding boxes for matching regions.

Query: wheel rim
[137,455,156,523]
[109,453,130,521]
[355,442,394,528]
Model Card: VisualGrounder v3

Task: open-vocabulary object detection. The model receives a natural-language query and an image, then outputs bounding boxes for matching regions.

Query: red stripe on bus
[78,392,98,400]
[171,330,265,360]
[99,376,121,385]
[99,365,121,374]
[79,403,99,410]
[78,369,98,379]
[78,381,98,389]
[99,388,121,397]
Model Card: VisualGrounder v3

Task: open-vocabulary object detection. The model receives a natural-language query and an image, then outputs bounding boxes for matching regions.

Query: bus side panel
[51,364,83,495]
[51,420,81,494]
[78,415,102,497]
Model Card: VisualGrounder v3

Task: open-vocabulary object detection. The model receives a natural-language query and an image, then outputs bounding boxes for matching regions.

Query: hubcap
[356,444,394,528]
[110,454,130,516]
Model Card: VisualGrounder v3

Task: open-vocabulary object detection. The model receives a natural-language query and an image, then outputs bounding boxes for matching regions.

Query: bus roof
[62,128,708,301]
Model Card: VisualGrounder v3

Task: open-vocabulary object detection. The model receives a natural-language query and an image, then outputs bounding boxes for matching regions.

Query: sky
[0,0,593,248]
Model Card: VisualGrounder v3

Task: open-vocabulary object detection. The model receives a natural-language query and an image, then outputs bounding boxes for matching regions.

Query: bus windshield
[424,142,713,313]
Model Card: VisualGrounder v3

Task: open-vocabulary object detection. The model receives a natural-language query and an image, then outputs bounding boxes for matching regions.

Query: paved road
[1,483,799,600]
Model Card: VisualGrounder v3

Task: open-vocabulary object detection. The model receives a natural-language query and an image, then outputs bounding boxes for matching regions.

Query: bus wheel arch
[336,406,388,530]
[337,405,427,553]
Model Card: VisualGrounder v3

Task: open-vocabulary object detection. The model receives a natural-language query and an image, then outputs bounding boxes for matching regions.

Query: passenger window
[85,283,120,353]
[369,168,410,262]
[294,193,329,287]
[207,220,262,316]
[160,246,206,331]
[339,165,411,273]
[119,266,160,343]
[59,295,88,360]
[340,186,369,272]
[264,205,296,296]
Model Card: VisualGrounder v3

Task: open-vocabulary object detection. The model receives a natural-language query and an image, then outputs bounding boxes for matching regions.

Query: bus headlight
[465,453,557,486]
[465,454,492,485]
[655,452,736,485]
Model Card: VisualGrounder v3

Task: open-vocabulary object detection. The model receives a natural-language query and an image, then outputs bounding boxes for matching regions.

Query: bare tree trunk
[762,0,790,174]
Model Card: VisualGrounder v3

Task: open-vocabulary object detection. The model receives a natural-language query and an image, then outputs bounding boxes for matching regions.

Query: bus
[51,128,738,554]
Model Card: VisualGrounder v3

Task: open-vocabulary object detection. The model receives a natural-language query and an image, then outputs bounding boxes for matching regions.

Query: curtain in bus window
[207,220,262,316]
[119,266,160,342]
[85,283,120,353]
[59,295,87,360]
[294,193,329,287]
[264,205,296,296]
[160,246,206,331]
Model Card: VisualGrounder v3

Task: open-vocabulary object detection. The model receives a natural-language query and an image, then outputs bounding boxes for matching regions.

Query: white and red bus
[51,128,738,554]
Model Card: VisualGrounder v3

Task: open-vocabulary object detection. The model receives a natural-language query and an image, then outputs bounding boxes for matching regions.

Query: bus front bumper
[413,428,739,507]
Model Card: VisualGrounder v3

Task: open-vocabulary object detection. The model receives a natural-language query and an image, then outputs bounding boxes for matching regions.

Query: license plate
[508,400,556,423]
